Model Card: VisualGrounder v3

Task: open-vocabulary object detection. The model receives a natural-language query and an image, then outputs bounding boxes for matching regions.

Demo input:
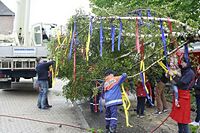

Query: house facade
[0,1,15,35]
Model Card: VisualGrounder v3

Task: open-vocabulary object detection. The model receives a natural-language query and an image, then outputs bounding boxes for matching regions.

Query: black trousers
[195,94,200,122]
[137,97,145,115]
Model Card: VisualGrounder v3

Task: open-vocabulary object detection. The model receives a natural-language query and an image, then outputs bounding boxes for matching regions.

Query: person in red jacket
[136,80,151,117]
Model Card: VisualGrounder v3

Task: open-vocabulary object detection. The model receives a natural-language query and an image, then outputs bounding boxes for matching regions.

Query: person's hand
[168,70,174,76]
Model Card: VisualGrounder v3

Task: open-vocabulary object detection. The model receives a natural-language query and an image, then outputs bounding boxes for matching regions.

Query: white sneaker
[190,121,199,126]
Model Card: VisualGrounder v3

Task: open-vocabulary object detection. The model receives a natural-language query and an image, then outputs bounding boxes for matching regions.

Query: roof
[0,1,15,16]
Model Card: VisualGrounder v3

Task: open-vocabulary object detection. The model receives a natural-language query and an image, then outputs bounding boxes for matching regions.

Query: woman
[170,58,195,133]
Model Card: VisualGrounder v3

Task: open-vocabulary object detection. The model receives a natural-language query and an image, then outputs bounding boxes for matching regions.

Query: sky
[1,0,91,25]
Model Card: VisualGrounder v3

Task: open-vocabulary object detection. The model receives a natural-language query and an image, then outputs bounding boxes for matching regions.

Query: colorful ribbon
[138,9,143,26]
[135,17,140,53]
[184,44,189,63]
[140,60,154,106]
[65,25,73,55]
[86,17,93,62]
[100,19,103,57]
[167,17,172,34]
[118,19,123,51]
[121,84,133,127]
[111,21,115,52]
[68,21,76,60]
[49,65,55,88]
[160,20,169,69]
[73,34,77,81]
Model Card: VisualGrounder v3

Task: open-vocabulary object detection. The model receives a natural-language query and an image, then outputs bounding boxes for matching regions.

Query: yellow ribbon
[55,30,61,51]
[121,84,133,127]
[49,65,55,88]
[158,61,173,80]
[140,60,149,94]
[55,57,59,77]
[86,28,91,62]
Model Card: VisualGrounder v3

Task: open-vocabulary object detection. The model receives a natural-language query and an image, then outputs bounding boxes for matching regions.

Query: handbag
[33,77,40,91]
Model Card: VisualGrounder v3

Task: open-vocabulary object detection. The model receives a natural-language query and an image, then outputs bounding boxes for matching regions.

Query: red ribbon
[94,81,100,112]
[73,35,76,81]
[167,17,172,34]
[140,40,144,60]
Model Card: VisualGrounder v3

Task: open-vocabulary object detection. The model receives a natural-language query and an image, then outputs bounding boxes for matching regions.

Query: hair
[104,69,114,76]
[36,57,42,63]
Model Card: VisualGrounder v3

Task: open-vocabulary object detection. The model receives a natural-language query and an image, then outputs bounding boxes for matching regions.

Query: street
[0,79,89,133]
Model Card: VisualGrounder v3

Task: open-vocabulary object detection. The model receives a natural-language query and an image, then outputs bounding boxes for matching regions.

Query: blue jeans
[105,105,118,129]
[178,123,190,133]
[195,94,200,122]
[37,80,49,108]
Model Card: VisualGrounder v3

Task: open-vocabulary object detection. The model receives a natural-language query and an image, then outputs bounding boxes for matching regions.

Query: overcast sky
[1,0,90,25]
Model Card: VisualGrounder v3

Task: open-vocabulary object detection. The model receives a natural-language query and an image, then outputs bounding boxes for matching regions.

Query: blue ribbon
[90,17,93,36]
[100,19,103,57]
[139,72,154,106]
[68,21,76,60]
[147,9,154,28]
[138,9,143,26]
[184,44,189,63]
[160,20,169,69]
[118,19,123,51]
[111,22,115,52]
[99,97,103,112]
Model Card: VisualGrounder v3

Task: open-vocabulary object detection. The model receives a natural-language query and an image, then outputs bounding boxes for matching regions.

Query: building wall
[0,16,14,35]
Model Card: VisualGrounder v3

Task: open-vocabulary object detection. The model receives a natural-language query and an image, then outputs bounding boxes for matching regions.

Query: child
[136,80,146,117]
[169,53,181,107]
[103,69,127,133]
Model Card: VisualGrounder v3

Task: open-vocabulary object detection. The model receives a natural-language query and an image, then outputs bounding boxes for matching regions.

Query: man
[36,57,54,109]
[154,72,168,115]
[190,65,200,126]
[103,69,127,133]
[170,58,195,133]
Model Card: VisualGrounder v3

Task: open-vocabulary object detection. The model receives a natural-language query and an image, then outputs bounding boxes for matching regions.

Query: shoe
[41,106,49,110]
[109,127,116,133]
[47,105,52,108]
[140,115,145,118]
[137,115,140,118]
[106,126,110,133]
[163,109,168,113]
[105,129,110,133]
[153,111,162,115]
[190,121,199,126]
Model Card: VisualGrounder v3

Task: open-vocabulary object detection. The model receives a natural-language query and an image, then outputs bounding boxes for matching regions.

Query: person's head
[180,57,189,68]
[104,69,114,77]
[36,57,43,63]
[197,65,200,74]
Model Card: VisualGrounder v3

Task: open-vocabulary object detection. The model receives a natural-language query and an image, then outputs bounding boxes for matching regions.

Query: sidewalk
[0,78,90,133]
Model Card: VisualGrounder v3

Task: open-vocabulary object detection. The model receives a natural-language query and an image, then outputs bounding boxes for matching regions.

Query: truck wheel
[11,77,15,82]
[16,78,20,82]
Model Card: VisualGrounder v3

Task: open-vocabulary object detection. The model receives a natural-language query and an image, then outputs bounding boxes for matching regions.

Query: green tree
[49,0,199,100]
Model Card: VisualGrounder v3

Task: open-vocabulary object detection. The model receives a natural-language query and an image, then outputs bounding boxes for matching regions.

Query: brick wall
[0,16,14,35]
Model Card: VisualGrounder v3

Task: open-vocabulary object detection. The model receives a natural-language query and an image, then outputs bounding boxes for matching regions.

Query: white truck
[0,0,56,88]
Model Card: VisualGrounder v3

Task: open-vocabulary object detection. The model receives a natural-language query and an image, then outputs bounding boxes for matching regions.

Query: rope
[0,114,89,131]
[150,114,170,133]
[128,40,190,78]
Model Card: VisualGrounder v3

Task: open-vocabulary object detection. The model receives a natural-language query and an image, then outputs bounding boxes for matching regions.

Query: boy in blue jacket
[103,69,127,133]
